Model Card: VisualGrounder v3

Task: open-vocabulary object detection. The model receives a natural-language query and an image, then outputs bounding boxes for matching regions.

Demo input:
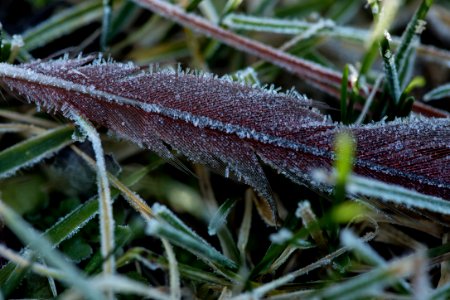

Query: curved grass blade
[0,125,75,179]
[424,83,450,101]
[0,199,105,300]
[347,174,450,214]
[208,198,236,236]
[71,113,115,283]
[22,1,104,51]
[117,247,230,286]
[148,204,238,272]
[395,0,433,89]
[0,163,155,288]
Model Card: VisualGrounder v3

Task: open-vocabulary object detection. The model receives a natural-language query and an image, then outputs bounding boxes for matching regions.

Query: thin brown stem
[131,0,342,90]
[131,0,449,118]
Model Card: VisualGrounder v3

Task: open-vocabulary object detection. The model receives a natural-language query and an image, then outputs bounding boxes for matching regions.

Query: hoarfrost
[270,228,293,244]
[11,35,24,48]
[415,19,427,35]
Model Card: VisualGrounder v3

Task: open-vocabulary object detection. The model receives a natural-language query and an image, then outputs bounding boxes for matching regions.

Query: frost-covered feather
[0,57,449,212]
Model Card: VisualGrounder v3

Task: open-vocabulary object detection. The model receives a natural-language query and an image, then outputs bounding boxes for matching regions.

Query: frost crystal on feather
[0,57,449,215]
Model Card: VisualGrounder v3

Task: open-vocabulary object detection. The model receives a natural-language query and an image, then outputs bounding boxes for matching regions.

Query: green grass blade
[71,113,115,281]
[0,164,152,287]
[334,132,355,203]
[161,238,181,300]
[148,204,238,271]
[117,247,230,285]
[340,64,349,123]
[424,83,450,101]
[101,0,113,50]
[0,200,105,300]
[208,198,236,236]
[0,125,75,179]
[22,1,104,51]
[347,174,450,214]
[314,254,418,299]
[395,0,433,88]
[380,35,401,105]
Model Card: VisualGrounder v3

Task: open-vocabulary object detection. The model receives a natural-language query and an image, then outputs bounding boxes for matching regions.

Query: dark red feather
[0,57,449,211]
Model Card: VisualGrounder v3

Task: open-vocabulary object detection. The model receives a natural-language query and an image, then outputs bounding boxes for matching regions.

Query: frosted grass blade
[314,254,419,300]
[71,114,115,281]
[395,0,433,88]
[208,199,236,236]
[0,163,152,286]
[146,218,238,271]
[347,174,450,214]
[424,83,450,101]
[101,0,113,50]
[148,204,238,271]
[161,239,181,300]
[0,199,105,300]
[0,125,75,179]
[22,1,104,51]
[0,245,65,280]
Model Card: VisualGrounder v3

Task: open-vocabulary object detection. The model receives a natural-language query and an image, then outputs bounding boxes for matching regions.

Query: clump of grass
[0,0,450,299]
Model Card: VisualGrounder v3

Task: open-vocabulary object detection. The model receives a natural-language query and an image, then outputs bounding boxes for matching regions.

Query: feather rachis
[0,57,449,206]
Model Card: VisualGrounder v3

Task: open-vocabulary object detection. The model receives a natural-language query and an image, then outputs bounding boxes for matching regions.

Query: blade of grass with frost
[354,0,399,97]
[250,215,303,276]
[395,0,433,89]
[296,201,326,249]
[0,123,45,134]
[347,174,450,214]
[222,13,450,63]
[161,239,181,300]
[65,275,169,300]
[230,67,260,86]
[223,14,367,43]
[0,125,75,179]
[0,163,152,286]
[424,83,450,101]
[314,255,419,300]
[237,192,252,257]
[207,198,240,263]
[71,113,115,280]
[0,200,105,300]
[146,219,238,272]
[208,199,236,236]
[0,245,65,280]
[235,246,352,300]
[101,0,113,50]
[22,1,104,51]
[71,146,153,218]
[117,248,230,285]
[341,230,411,293]
[381,35,402,105]
[149,204,238,271]
[0,58,448,210]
